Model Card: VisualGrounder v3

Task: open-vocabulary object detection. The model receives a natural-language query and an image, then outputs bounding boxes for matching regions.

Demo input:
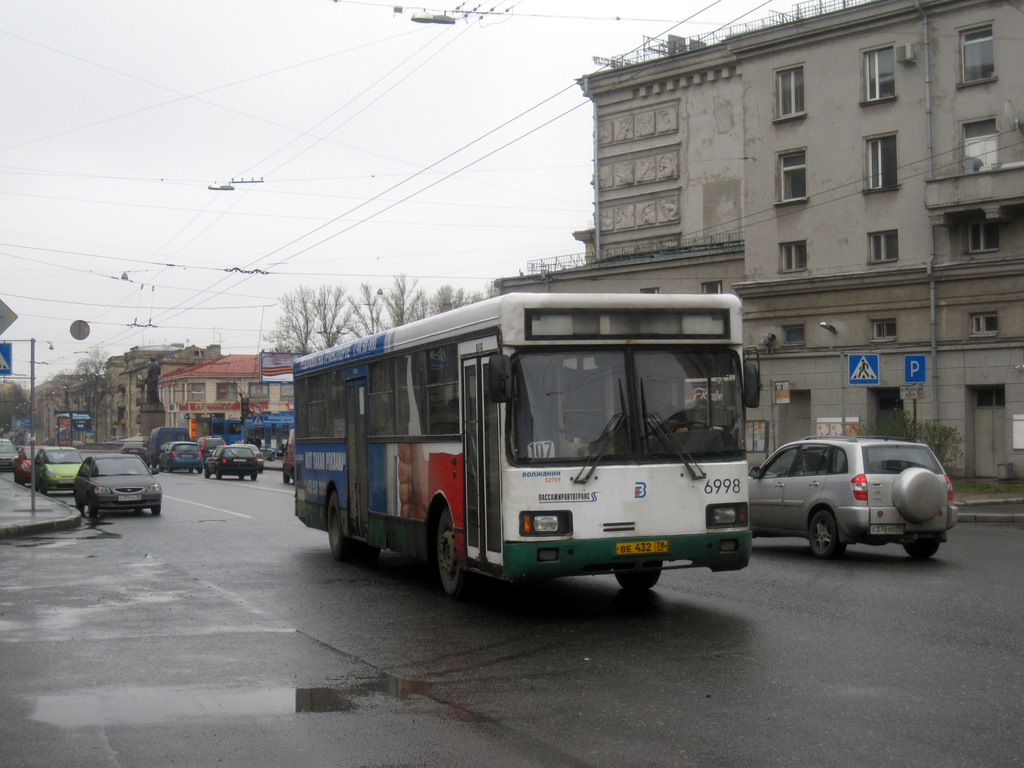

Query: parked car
[204,445,260,480]
[282,429,295,484]
[145,426,190,468]
[196,436,226,461]
[0,440,17,472]
[121,440,147,458]
[747,436,956,559]
[13,446,38,485]
[157,441,203,473]
[33,446,85,495]
[73,454,162,517]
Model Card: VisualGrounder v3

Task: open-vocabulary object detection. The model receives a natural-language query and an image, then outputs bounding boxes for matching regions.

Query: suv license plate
[616,540,668,556]
[118,494,143,502]
[870,524,904,535]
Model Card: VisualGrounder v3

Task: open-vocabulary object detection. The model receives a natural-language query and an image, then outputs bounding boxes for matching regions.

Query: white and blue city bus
[293,293,760,598]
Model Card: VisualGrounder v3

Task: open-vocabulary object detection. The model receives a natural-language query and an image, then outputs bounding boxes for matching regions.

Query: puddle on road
[30,673,431,726]
[7,523,122,548]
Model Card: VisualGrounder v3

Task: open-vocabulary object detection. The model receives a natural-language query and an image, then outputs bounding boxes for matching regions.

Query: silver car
[748,437,956,559]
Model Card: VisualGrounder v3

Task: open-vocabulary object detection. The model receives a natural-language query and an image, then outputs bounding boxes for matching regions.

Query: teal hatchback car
[34,446,84,495]
[157,441,203,473]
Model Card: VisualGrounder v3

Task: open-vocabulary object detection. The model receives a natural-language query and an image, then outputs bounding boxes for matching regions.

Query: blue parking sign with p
[905,354,927,383]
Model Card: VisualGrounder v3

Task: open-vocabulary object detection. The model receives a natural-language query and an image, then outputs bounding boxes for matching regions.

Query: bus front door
[462,356,502,568]
[346,377,369,539]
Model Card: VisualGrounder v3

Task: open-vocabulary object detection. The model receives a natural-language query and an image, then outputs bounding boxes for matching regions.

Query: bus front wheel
[327,493,358,562]
[436,508,471,599]
[615,568,662,592]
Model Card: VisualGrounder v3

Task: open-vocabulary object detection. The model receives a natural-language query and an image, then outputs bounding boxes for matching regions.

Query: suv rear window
[863,445,941,474]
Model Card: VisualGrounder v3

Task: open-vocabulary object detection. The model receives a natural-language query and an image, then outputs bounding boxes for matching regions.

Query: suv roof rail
[797,435,923,443]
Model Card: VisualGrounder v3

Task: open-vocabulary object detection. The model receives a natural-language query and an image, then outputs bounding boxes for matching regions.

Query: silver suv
[748,437,956,559]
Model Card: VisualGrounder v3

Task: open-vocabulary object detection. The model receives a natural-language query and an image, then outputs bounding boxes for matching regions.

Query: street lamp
[410,12,456,23]
[818,321,846,435]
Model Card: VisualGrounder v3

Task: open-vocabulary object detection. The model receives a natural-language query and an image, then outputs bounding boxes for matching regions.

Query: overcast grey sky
[1,0,794,378]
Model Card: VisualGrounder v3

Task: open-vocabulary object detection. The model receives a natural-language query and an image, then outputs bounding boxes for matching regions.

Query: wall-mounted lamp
[819,322,838,335]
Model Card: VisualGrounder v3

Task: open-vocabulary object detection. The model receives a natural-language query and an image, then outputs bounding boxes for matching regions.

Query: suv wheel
[903,540,940,559]
[809,509,846,559]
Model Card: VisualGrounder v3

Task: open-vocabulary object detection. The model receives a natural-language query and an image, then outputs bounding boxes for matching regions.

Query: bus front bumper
[501,530,751,583]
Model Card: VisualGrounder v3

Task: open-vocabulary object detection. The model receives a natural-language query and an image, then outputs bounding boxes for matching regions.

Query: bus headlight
[520,510,573,536]
[706,503,748,528]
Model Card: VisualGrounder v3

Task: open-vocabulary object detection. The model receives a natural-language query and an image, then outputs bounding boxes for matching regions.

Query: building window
[189,383,206,400]
[976,386,1004,406]
[639,287,660,294]
[864,47,895,101]
[280,383,294,398]
[776,66,804,118]
[779,150,807,201]
[868,230,899,263]
[866,135,897,189]
[701,280,723,294]
[872,319,897,341]
[779,241,807,272]
[782,324,805,346]
[216,382,232,400]
[970,312,998,336]
[961,26,994,83]
[248,383,270,398]
[967,221,999,252]
[964,119,998,170]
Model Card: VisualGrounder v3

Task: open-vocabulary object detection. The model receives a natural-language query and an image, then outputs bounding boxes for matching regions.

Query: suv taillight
[851,474,868,501]
[945,474,954,501]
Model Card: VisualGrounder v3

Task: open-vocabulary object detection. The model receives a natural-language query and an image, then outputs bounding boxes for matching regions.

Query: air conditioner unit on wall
[896,44,916,63]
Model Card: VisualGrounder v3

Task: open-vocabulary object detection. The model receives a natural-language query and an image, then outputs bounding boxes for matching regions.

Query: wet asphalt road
[1,471,1023,768]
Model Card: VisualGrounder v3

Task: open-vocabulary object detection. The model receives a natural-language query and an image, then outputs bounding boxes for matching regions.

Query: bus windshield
[512,348,744,462]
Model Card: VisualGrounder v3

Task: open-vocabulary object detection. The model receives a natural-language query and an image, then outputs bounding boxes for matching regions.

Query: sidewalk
[0,477,81,539]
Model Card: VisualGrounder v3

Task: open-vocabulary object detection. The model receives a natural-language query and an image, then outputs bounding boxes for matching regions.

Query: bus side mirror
[487,354,512,403]
[742,362,761,409]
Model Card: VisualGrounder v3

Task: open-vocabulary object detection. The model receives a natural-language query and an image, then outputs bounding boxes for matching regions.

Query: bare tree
[383,274,427,328]
[268,284,351,353]
[71,348,112,434]
[426,284,485,316]
[348,283,389,337]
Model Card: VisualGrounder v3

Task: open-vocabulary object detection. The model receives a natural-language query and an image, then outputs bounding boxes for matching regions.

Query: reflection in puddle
[296,675,431,712]
[31,674,431,726]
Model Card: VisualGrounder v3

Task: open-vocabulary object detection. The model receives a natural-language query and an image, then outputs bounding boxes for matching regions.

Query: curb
[956,512,1024,524]
[0,513,82,539]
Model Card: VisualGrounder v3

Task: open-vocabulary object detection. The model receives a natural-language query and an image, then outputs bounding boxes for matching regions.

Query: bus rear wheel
[327,492,358,562]
[436,508,471,599]
[615,568,662,592]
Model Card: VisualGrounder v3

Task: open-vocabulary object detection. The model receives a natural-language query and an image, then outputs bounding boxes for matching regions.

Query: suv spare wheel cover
[891,467,945,523]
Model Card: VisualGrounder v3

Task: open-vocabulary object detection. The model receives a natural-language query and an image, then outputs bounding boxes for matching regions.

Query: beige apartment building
[496,0,1024,478]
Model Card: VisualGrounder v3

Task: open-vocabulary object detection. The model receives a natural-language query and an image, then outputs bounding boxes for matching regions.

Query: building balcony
[925,163,1024,223]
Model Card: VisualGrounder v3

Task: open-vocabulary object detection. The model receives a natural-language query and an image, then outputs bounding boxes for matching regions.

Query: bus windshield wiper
[573,412,625,485]
[639,379,705,480]
[644,413,706,480]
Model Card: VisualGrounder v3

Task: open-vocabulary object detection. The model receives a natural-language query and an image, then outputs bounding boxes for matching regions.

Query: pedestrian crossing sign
[0,343,11,376]
[848,353,880,385]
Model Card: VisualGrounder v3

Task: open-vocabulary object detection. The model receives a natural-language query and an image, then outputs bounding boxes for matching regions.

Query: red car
[13,446,38,486]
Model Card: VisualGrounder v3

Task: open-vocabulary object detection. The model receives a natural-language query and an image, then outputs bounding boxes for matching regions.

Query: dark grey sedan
[73,454,162,518]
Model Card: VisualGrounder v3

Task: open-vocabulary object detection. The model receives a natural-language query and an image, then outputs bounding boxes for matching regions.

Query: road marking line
[163,496,252,518]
